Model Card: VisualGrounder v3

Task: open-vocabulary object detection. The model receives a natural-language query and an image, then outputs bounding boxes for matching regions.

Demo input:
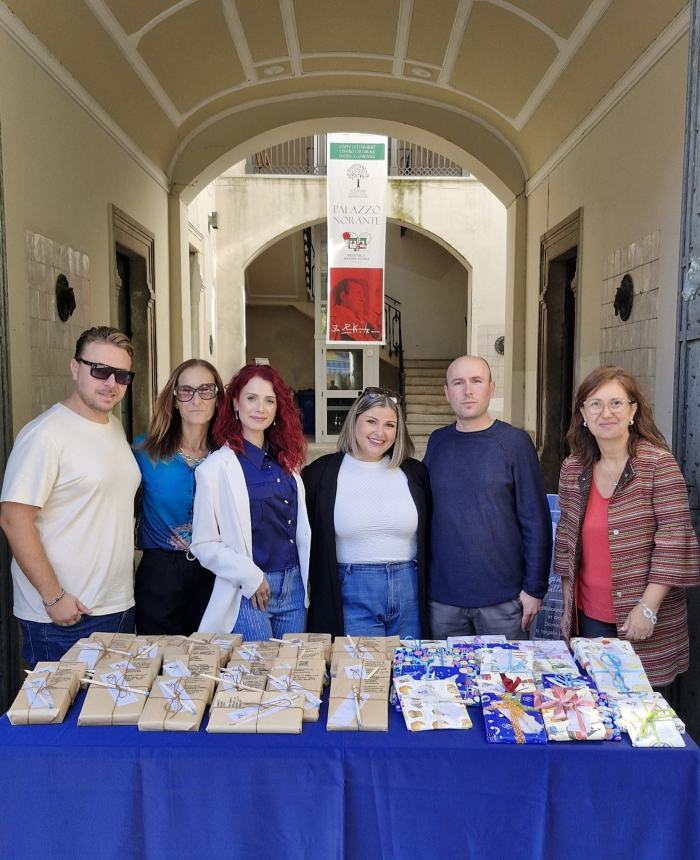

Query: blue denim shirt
[237,440,299,573]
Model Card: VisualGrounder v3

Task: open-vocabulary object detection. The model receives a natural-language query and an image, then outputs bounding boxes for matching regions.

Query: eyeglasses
[361,386,402,405]
[76,357,135,386]
[583,398,634,414]
[174,384,219,402]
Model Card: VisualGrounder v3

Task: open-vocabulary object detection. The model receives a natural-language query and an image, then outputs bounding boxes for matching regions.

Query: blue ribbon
[597,651,630,694]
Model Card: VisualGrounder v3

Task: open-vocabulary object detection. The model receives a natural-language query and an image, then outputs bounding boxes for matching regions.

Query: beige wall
[0,29,170,433]
[524,35,688,440]
[245,305,315,392]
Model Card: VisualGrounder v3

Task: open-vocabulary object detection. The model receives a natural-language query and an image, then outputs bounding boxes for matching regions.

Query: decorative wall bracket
[614,273,634,321]
[55,273,76,322]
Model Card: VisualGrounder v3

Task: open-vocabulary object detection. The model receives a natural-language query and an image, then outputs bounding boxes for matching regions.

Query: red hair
[213,364,306,473]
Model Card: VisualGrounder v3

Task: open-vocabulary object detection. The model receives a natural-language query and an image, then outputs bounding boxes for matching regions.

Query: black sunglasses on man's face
[75,357,135,386]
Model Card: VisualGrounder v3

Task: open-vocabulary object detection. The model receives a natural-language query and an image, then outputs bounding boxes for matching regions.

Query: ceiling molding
[0,2,169,191]
[132,0,197,43]
[85,0,182,126]
[485,0,564,49]
[279,0,302,77]
[222,0,258,83]
[393,0,414,77]
[513,0,612,131]
[168,87,528,186]
[526,5,690,196]
[438,0,474,85]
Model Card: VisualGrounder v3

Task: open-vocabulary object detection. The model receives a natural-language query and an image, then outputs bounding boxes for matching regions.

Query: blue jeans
[19,607,136,667]
[232,565,306,640]
[338,560,420,638]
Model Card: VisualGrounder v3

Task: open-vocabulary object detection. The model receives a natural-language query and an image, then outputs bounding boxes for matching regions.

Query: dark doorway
[536,210,582,492]
[110,206,157,441]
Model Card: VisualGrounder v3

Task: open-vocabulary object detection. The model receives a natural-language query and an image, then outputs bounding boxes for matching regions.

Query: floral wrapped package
[535,684,608,741]
[618,696,685,747]
[393,675,472,732]
[540,673,622,741]
[570,638,653,699]
[479,646,534,679]
[481,691,546,744]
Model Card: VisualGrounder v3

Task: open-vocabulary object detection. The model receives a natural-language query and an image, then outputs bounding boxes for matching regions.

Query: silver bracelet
[639,601,658,625]
[42,588,65,608]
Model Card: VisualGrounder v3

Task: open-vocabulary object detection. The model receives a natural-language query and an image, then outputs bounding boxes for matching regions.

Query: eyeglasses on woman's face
[582,398,634,415]
[173,383,219,402]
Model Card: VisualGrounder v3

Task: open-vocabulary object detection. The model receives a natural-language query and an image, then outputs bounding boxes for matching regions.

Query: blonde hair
[337,390,414,467]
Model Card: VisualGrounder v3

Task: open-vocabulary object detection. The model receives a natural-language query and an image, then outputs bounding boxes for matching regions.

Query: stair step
[406,402,453,414]
[403,358,452,368]
[403,367,449,378]
[404,384,442,395]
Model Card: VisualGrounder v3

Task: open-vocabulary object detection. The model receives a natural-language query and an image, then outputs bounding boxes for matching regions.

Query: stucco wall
[524,35,688,440]
[0,29,170,432]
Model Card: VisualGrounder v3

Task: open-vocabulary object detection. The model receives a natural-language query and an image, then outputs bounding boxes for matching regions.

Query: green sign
[329,142,385,160]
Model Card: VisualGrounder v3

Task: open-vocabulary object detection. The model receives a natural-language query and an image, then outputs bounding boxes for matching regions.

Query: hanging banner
[326,133,387,344]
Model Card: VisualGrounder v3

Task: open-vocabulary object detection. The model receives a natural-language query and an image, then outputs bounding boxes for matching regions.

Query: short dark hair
[74,326,133,360]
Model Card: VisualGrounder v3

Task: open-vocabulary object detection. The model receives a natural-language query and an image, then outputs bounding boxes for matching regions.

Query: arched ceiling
[1,0,689,199]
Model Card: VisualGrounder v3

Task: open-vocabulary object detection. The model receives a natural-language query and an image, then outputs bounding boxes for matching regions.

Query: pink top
[576,480,616,624]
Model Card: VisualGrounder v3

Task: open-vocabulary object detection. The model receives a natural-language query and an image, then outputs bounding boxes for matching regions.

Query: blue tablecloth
[1,690,699,860]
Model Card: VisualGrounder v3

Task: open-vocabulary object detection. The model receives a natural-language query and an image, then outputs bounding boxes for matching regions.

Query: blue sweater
[424,420,552,607]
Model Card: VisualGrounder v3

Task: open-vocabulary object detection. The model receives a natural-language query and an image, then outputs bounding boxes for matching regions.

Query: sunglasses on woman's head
[75,357,135,386]
[361,386,401,405]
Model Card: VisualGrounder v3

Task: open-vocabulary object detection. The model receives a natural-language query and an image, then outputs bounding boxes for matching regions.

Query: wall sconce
[55,273,76,322]
[208,212,219,230]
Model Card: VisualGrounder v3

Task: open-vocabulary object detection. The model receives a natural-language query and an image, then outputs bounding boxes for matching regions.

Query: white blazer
[190,445,311,633]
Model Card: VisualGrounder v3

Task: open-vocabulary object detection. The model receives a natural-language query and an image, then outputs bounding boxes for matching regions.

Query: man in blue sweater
[424,355,551,639]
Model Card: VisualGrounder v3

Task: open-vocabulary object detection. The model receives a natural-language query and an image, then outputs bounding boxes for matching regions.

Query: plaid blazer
[554,441,700,686]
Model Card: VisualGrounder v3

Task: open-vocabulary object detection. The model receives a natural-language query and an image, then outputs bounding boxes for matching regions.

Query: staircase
[403,358,454,458]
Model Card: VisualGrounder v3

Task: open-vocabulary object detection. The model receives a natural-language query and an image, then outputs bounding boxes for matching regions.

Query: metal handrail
[384,301,405,403]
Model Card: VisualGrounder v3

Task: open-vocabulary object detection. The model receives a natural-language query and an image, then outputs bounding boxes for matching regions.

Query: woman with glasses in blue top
[133,359,224,635]
[302,387,431,638]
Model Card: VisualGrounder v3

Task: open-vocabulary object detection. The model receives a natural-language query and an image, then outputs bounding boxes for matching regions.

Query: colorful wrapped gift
[479,646,534,679]
[535,684,607,741]
[477,672,536,696]
[615,692,685,735]
[517,640,579,678]
[447,635,507,647]
[618,696,685,747]
[393,675,472,732]
[138,677,210,731]
[77,667,152,726]
[540,673,622,741]
[481,691,547,744]
[7,663,86,725]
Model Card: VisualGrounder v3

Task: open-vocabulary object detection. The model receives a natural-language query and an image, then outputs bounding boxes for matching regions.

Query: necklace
[178,446,208,466]
[597,457,625,486]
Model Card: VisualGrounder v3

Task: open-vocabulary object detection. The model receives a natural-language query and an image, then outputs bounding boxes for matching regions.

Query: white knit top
[334,454,418,564]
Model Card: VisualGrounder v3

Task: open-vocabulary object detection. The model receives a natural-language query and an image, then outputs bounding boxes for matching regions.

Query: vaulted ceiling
[0,0,690,199]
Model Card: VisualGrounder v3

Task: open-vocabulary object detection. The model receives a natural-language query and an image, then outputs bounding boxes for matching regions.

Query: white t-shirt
[1,403,141,622]
[334,454,418,564]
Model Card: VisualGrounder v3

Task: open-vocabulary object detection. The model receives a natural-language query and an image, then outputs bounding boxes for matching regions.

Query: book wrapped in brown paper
[327,660,391,731]
[92,654,162,688]
[267,664,323,722]
[232,641,280,662]
[207,689,304,733]
[283,632,332,664]
[59,638,128,674]
[7,662,86,726]
[223,661,270,691]
[330,636,400,676]
[77,666,152,726]
[189,633,243,665]
[327,693,389,732]
[206,689,263,732]
[138,676,210,731]
[161,644,220,703]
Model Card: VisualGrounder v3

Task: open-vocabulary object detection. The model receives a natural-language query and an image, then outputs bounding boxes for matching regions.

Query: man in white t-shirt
[0,326,141,664]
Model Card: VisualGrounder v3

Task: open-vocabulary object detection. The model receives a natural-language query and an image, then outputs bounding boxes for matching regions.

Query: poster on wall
[326,133,387,345]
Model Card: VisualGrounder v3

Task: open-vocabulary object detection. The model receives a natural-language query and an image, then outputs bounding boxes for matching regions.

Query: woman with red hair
[189,364,311,639]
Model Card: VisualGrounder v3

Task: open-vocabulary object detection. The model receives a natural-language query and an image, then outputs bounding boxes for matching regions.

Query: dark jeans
[135,548,215,635]
[19,607,136,667]
[428,597,528,640]
[577,610,617,638]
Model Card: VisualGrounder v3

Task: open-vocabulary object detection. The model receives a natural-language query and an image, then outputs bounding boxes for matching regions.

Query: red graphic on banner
[327,268,383,342]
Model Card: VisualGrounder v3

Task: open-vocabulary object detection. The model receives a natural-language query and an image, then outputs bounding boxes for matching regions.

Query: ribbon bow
[536,686,591,740]
[596,652,630,694]
[499,673,523,694]
[637,707,678,742]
